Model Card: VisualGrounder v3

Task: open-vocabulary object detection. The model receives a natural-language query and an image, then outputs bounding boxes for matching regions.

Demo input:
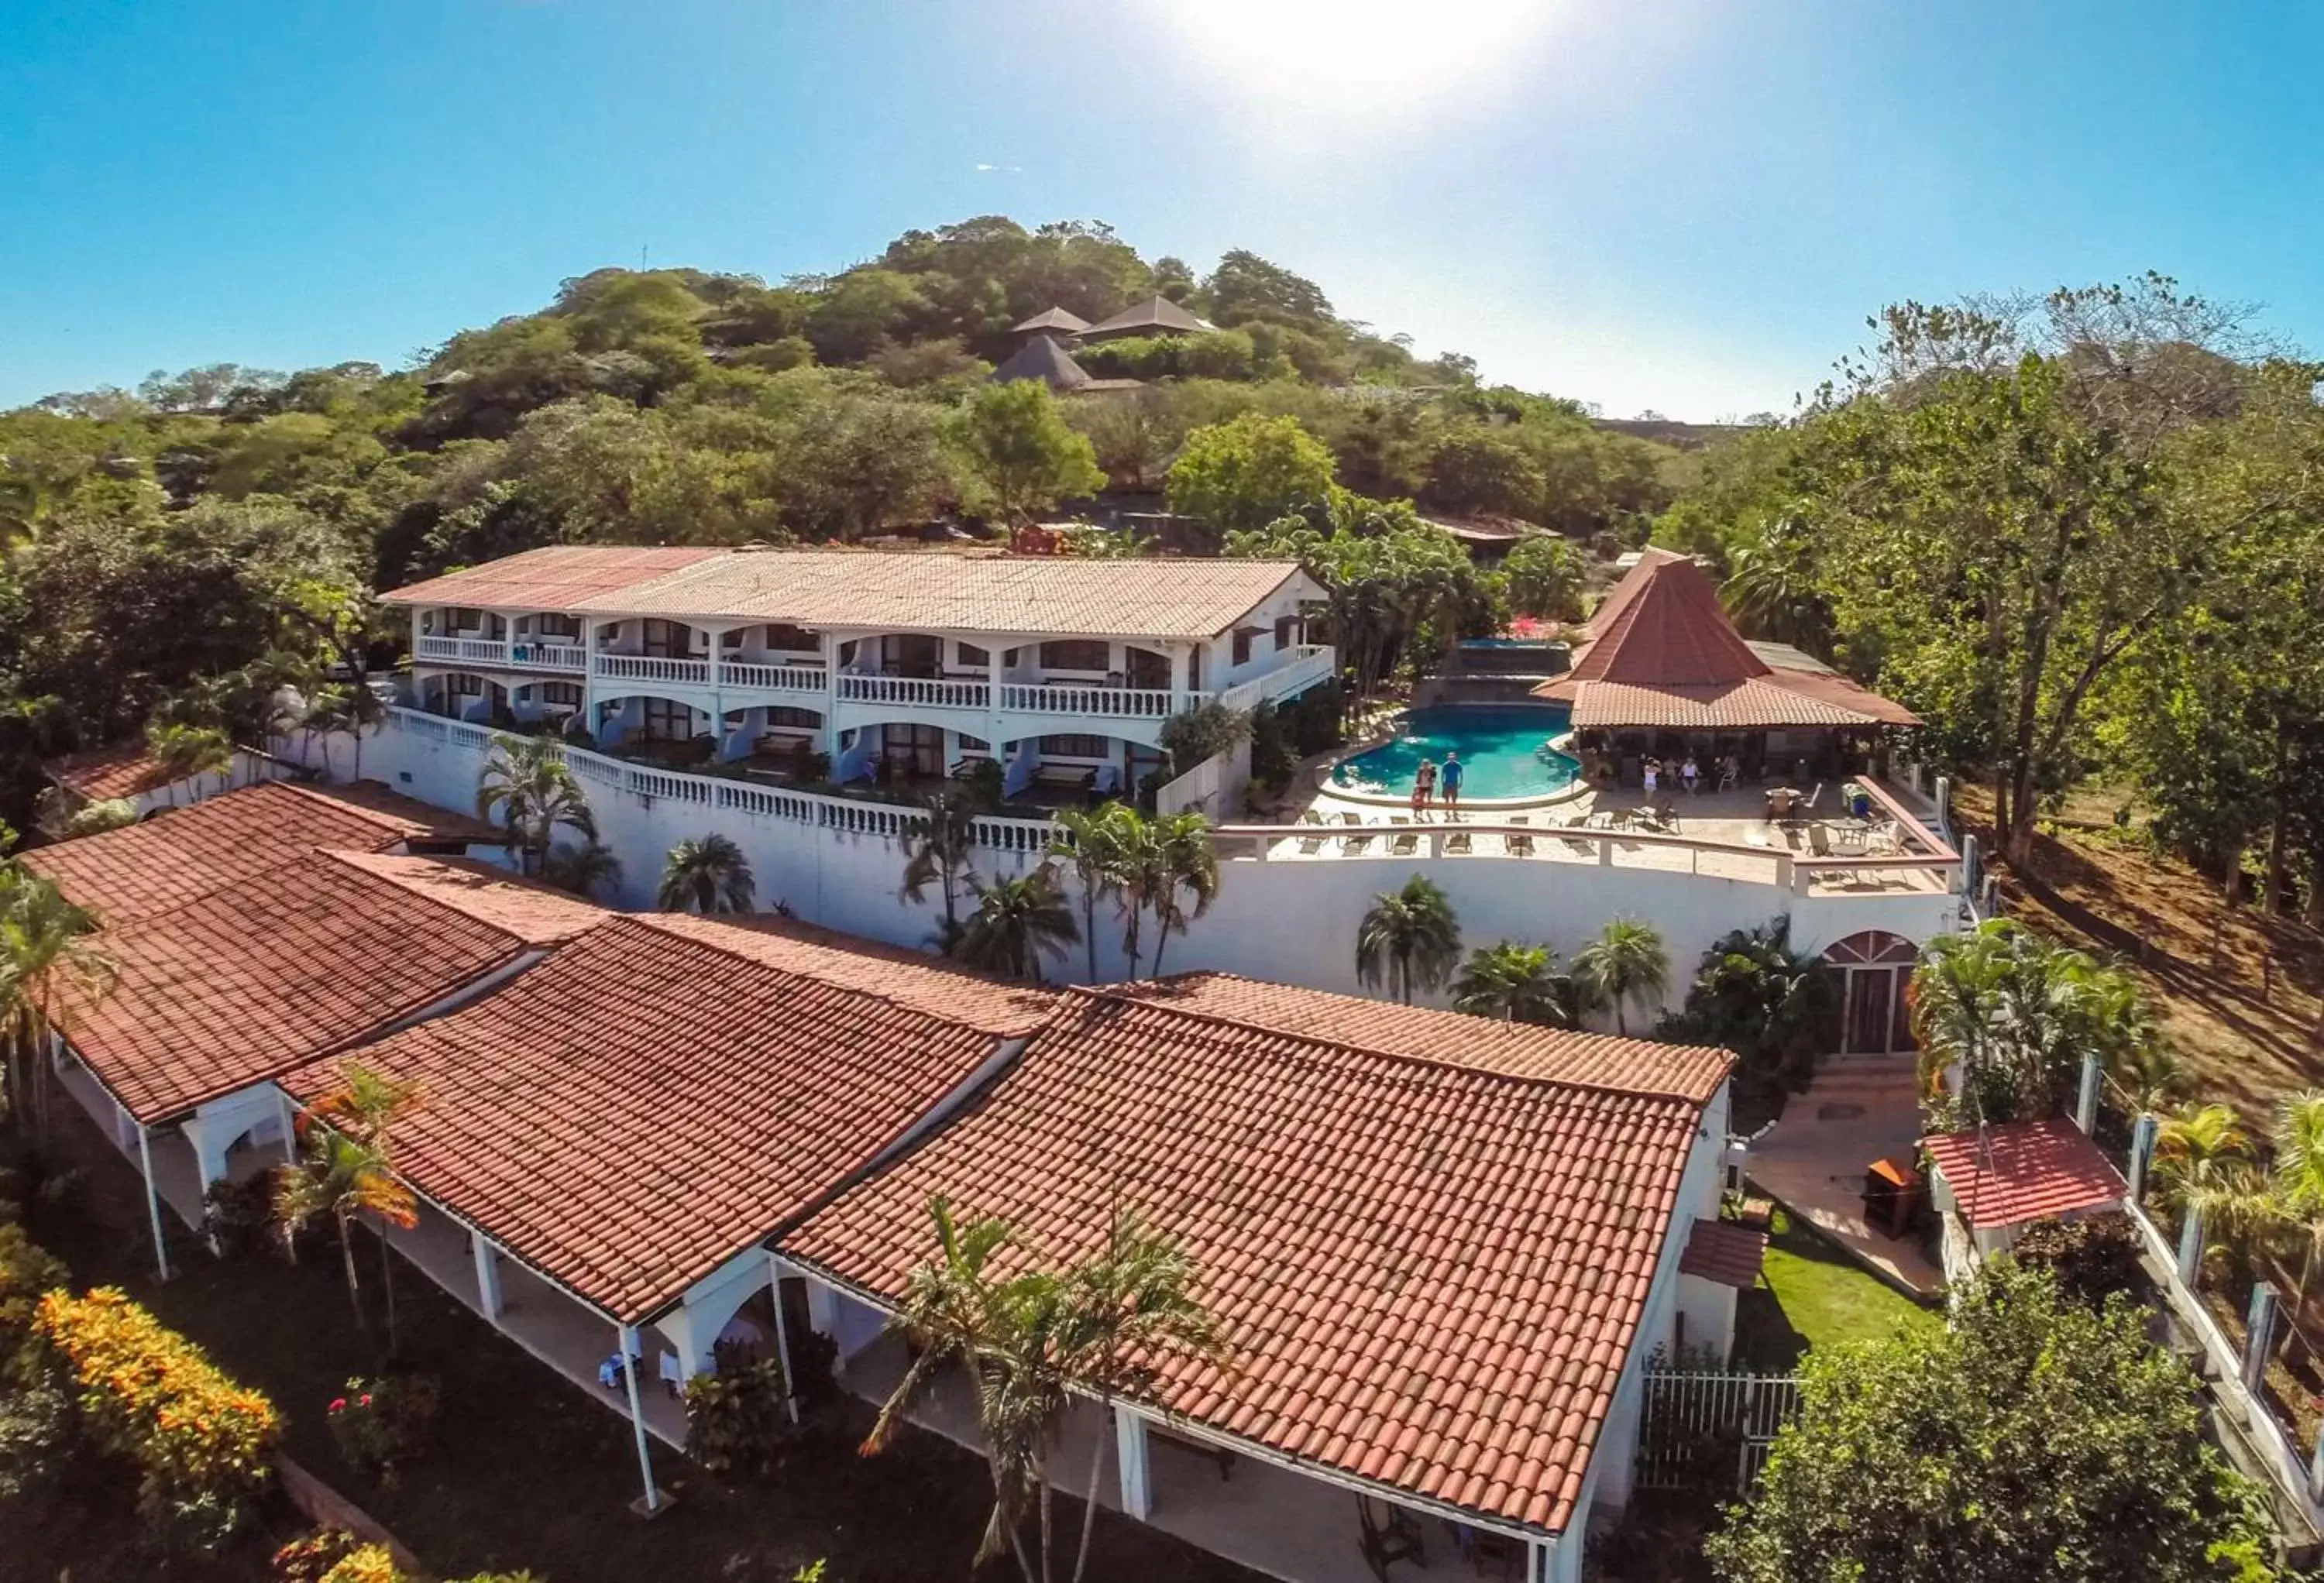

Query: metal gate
[1635,1371,1800,1492]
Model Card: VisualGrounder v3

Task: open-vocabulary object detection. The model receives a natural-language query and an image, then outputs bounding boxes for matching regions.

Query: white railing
[416,635,509,666]
[595,654,713,686]
[720,661,828,693]
[836,673,990,710]
[999,682,1180,719]
[382,707,1054,855]
[509,642,587,671]
[1218,645,1335,713]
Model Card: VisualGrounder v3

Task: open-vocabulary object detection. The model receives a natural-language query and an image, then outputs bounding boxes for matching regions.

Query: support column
[617,1323,663,1514]
[2176,1204,2207,1288]
[765,1251,799,1424]
[1114,1405,1151,1520]
[472,1235,504,1321]
[2243,1285,2279,1394]
[2074,1054,2102,1135]
[2126,1114,2159,1204]
[136,1125,171,1282]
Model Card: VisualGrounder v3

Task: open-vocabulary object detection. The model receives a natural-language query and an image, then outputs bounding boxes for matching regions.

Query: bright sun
[1147,0,1557,108]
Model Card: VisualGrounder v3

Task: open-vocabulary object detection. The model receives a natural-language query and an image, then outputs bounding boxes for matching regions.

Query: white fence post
[2075,1055,2102,1135]
[2243,1285,2279,1396]
[2176,1205,2207,1288]
[2126,1114,2158,1204]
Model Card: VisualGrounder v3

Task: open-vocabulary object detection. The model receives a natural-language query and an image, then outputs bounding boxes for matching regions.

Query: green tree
[1498,534,1587,622]
[1572,918,1669,1036]
[1449,941,1573,1025]
[2270,1090,2324,1312]
[0,865,117,1147]
[1421,427,1545,520]
[1134,809,1219,978]
[275,1068,421,1356]
[1707,1262,2278,1583]
[1353,875,1462,1004]
[1048,804,1133,982]
[541,838,623,901]
[952,380,1104,524]
[656,833,755,915]
[901,789,982,952]
[1657,920,1838,1099]
[142,719,233,806]
[475,734,599,878]
[954,864,1079,984]
[1167,414,1337,534]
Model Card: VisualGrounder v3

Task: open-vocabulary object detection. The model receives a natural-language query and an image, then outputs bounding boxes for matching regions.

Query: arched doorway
[1822,931,1919,1056]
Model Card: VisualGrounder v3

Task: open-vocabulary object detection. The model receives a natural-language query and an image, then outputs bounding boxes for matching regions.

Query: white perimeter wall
[307,721,1961,1018]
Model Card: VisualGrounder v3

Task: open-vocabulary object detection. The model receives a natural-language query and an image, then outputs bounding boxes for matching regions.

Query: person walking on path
[1411,757,1437,818]
[1440,752,1465,817]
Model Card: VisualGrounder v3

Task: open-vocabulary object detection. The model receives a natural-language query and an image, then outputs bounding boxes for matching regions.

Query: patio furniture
[1466,1528,1525,1581]
[1389,827,1420,857]
[658,1350,684,1398]
[1358,1495,1427,1581]
[1764,786,1800,820]
[1808,822,1835,858]
[1295,812,1329,856]
[1339,812,1373,854]
[1446,828,1473,854]
[1505,815,1534,858]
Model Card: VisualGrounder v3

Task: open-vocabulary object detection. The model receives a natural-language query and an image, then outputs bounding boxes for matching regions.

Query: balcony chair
[1357,1495,1426,1581]
[1294,812,1329,855]
[1388,826,1419,857]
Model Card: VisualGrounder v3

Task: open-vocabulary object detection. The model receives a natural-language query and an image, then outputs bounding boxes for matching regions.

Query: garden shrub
[325,1373,440,1485]
[0,1221,67,1369]
[684,1355,792,1477]
[274,1530,365,1582]
[318,1545,408,1583]
[2011,1212,2145,1307]
[202,1173,276,1258]
[33,1286,280,1552]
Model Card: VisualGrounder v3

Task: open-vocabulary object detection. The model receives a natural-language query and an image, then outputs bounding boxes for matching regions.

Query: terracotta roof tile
[1535,551,1917,729]
[387,547,1318,642]
[380,545,724,611]
[1678,1218,1767,1288]
[321,852,611,947]
[43,743,183,802]
[23,781,457,927]
[1101,973,1731,1103]
[284,915,1010,1321]
[1923,1118,2126,1231]
[638,913,1054,1038]
[64,851,530,1123]
[785,985,1714,1533]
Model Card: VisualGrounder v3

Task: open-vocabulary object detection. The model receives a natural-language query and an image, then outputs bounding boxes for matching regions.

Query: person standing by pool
[1642,757,1660,798]
[1411,756,1437,817]
[1440,751,1464,816]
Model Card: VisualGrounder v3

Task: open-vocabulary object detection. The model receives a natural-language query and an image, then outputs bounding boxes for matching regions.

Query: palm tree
[1354,875,1463,1004]
[865,1198,1055,1583]
[476,733,597,877]
[901,790,982,952]
[1721,517,1834,657]
[303,1062,424,1351]
[274,1125,417,1354]
[2273,1090,2324,1315]
[657,833,755,915]
[1573,918,1670,1036]
[144,718,234,806]
[301,680,385,782]
[1140,811,1219,978]
[0,866,117,1146]
[541,839,624,901]
[955,865,1080,983]
[1049,805,1133,981]
[1450,942,1573,1025]
[1666,921,1841,1095]
[1055,1203,1222,1583]
[2152,1103,2271,1262]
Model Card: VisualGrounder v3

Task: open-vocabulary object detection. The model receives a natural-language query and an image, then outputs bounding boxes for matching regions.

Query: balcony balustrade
[997,682,1179,719]
[416,634,510,666]
[718,661,828,694]
[834,672,992,710]
[595,653,713,686]
[509,641,587,671]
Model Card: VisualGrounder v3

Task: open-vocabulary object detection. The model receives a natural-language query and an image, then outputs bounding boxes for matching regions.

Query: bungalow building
[389,545,1332,802]
[39,739,292,829]
[779,973,1745,1583]
[1923,1118,2128,1276]
[22,781,595,1276]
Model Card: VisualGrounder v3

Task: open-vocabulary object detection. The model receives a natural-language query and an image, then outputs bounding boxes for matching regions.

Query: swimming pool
[1329,706,1580,802]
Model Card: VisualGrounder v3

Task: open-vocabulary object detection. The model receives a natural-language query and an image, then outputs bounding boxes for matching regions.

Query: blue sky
[5,0,2320,418]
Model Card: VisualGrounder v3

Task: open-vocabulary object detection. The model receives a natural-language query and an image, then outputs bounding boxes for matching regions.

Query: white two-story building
[388,545,1333,800]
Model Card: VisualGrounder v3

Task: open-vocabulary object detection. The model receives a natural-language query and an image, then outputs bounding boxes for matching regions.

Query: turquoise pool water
[1330,706,1580,802]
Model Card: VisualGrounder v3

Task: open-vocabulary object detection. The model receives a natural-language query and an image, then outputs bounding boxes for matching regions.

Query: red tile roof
[23,781,462,927]
[385,547,1320,642]
[284,915,1014,1322]
[1535,550,1918,730]
[638,913,1055,1039]
[43,743,184,802]
[1103,973,1731,1103]
[321,852,610,947]
[380,545,724,611]
[1922,1118,2126,1231]
[785,984,1716,1534]
[1678,1218,1768,1288]
[63,851,531,1123]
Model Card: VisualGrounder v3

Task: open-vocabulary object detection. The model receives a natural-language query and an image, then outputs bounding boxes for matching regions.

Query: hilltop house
[389,545,1333,802]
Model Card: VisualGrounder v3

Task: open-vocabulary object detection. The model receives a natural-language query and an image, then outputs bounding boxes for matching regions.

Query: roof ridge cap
[1066,981,1721,1106]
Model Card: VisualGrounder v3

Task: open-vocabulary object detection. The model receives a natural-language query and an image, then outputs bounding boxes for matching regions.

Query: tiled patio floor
[1746,1056,1944,1296]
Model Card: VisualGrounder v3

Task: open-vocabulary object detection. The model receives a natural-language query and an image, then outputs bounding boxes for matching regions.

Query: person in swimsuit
[1440,752,1465,816]
[1412,757,1437,816]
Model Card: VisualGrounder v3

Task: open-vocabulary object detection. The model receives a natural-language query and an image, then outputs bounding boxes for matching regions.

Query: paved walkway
[1747,1056,1945,1297]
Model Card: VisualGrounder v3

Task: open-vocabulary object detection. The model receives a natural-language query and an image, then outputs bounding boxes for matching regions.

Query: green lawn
[1732,1209,1939,1372]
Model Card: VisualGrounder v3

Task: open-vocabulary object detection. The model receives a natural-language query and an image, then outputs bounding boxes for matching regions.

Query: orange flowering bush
[33,1286,280,1551]
[318,1544,409,1583]
[0,1222,67,1370]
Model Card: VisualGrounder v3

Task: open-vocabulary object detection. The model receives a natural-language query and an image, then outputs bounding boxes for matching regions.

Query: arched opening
[595,694,715,764]
[420,671,507,723]
[1820,931,1920,1056]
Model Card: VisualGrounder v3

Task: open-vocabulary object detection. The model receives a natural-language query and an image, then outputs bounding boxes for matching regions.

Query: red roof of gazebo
[1535,549,1920,730]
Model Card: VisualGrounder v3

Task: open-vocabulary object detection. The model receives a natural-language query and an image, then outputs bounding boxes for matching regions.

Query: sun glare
[1150,0,1557,109]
